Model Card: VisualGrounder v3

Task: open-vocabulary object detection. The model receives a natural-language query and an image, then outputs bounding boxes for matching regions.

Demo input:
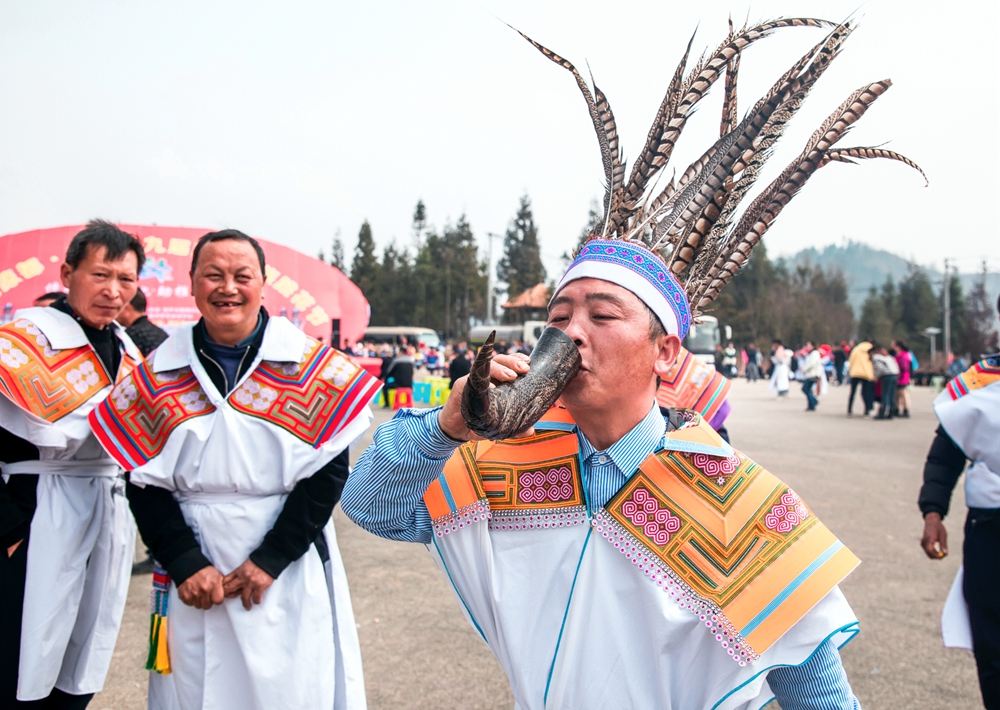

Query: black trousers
[847,377,874,414]
[877,375,898,418]
[965,508,1000,709]
[0,535,93,710]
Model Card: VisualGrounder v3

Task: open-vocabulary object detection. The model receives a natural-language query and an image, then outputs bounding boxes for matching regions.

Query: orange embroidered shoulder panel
[227,339,381,448]
[598,440,858,662]
[424,407,587,534]
[0,318,119,422]
[90,360,214,470]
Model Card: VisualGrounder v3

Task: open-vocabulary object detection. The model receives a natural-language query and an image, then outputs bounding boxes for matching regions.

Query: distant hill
[783,241,1000,315]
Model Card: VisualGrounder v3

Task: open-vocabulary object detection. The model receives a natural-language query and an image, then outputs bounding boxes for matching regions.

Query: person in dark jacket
[116,290,168,356]
[919,296,1000,708]
[448,344,472,388]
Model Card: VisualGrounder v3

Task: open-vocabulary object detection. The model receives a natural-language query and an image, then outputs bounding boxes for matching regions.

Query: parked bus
[683,315,730,369]
[363,326,441,349]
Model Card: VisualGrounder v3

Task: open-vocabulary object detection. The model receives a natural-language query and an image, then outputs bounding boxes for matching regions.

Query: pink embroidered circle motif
[621,487,681,546]
[518,466,574,504]
[764,490,810,534]
[692,453,740,478]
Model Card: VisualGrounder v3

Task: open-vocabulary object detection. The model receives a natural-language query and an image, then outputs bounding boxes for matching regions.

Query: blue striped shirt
[342,405,861,710]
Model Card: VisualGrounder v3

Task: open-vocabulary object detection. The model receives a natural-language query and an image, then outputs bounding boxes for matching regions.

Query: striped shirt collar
[578,401,666,477]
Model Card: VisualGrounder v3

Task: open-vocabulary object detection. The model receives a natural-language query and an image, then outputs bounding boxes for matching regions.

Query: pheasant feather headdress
[534,18,926,338]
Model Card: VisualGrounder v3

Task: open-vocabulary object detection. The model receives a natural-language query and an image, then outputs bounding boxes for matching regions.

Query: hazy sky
[0,0,996,285]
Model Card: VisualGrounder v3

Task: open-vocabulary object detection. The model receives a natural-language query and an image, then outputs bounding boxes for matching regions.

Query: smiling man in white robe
[0,221,144,709]
[90,230,380,710]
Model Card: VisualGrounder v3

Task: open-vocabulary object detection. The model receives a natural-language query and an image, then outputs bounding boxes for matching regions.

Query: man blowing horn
[341,16,926,709]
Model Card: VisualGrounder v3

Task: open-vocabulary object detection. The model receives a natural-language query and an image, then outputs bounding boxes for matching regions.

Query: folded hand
[223,559,274,610]
[177,566,225,609]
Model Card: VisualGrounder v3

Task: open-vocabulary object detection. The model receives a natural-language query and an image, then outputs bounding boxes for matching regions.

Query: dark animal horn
[460,327,581,440]
[462,330,496,423]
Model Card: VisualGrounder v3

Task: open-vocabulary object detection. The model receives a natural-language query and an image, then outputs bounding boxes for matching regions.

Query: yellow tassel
[154,615,171,675]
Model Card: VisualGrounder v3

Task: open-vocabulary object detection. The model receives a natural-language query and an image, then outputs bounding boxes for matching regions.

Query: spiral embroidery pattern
[764,490,809,534]
[621,487,682,546]
[518,466,574,504]
[691,452,740,477]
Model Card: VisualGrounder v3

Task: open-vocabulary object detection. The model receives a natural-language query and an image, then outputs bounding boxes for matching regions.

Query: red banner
[0,225,370,345]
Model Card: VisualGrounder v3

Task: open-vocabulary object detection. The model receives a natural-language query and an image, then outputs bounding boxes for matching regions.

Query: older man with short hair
[0,220,143,709]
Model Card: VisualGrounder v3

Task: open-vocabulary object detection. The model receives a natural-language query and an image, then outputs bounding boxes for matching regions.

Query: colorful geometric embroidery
[89,362,215,470]
[620,487,682,545]
[570,239,692,338]
[425,410,588,535]
[763,489,809,533]
[0,318,113,422]
[227,339,380,448]
[946,357,1000,400]
[600,441,858,663]
[519,466,574,504]
[656,347,732,422]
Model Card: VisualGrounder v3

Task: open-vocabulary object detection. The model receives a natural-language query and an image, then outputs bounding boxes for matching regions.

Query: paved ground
[93,380,982,709]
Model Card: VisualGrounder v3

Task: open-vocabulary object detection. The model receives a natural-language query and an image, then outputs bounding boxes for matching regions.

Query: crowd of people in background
[712,337,926,420]
[345,336,536,407]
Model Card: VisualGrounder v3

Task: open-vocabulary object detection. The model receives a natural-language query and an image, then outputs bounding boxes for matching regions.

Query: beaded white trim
[432,500,492,537]
[489,505,589,531]
[592,510,758,665]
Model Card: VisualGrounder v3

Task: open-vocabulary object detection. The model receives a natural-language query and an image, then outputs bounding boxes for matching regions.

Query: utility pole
[485,232,500,325]
[943,258,951,361]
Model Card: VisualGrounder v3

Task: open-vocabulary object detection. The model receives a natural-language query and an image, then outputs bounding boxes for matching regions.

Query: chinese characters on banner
[0,225,370,345]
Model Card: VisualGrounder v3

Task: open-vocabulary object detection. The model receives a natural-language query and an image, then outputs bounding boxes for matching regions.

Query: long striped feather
[694,80,896,307]
[654,23,850,261]
[679,23,853,280]
[620,18,832,223]
[819,147,928,185]
[512,28,619,224]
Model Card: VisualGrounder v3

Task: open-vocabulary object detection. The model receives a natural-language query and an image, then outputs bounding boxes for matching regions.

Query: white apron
[0,307,139,701]
[91,316,378,710]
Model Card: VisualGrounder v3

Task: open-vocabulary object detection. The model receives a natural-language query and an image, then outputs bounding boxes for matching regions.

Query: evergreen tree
[497,195,546,313]
[350,221,379,299]
[330,229,346,271]
[962,272,1000,359]
[942,273,969,360]
[413,216,488,339]
[896,266,938,359]
[858,285,893,344]
[412,200,427,246]
[370,243,413,326]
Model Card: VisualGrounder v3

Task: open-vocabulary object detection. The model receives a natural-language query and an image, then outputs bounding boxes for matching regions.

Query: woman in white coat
[90,230,380,710]
[769,339,791,398]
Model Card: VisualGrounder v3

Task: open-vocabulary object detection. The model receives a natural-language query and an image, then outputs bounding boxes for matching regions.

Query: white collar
[151,315,307,373]
[15,306,141,361]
